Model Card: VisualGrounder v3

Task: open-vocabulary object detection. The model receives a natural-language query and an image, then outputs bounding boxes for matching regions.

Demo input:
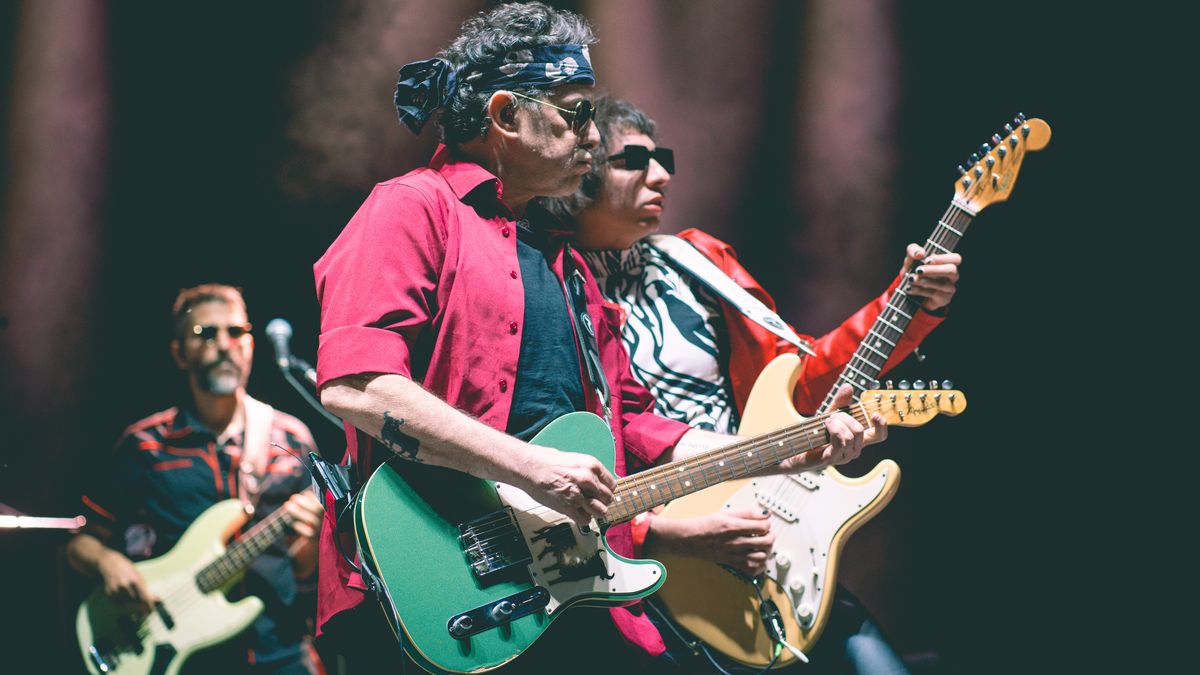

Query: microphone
[265,318,293,370]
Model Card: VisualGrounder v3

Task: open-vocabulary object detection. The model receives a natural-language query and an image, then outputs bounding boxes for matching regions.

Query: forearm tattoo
[381,411,422,462]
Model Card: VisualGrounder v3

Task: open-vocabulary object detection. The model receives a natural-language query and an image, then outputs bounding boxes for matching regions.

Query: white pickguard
[725,467,890,627]
[495,482,663,613]
[77,500,265,675]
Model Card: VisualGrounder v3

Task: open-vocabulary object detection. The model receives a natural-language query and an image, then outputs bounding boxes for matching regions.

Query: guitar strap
[646,234,816,357]
[562,243,612,424]
[239,394,275,515]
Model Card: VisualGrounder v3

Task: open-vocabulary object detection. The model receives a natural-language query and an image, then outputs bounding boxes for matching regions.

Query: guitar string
[467,394,959,548]
[492,206,971,532]
[150,512,294,613]
[111,209,981,637]
[775,204,971,509]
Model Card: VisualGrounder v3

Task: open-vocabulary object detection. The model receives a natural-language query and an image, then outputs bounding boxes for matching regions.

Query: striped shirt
[583,241,739,434]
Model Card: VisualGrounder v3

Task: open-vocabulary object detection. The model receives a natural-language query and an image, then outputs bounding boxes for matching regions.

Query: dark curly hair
[540,94,658,224]
[437,2,596,148]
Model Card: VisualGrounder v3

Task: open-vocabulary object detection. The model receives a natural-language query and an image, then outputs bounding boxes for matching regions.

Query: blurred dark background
[0,1,1127,673]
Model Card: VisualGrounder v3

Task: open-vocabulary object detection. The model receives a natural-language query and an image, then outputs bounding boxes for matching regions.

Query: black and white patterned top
[582,241,739,433]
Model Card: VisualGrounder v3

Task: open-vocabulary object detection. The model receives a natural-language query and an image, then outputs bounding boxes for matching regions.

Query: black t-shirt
[505,220,587,441]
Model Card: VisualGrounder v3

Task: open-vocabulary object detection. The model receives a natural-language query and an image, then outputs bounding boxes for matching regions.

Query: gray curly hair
[437,2,596,148]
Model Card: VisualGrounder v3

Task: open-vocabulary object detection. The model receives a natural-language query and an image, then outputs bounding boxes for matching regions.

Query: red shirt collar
[429,144,506,204]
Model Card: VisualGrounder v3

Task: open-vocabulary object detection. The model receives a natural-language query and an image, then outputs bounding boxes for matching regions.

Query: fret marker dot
[718,461,725,467]
[684,480,691,487]
[777,441,784,447]
[747,451,753,457]
[632,491,638,496]
[650,484,657,490]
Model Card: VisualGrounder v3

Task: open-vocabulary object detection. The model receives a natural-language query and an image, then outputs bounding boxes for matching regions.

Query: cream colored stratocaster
[76,499,295,675]
[656,114,1050,667]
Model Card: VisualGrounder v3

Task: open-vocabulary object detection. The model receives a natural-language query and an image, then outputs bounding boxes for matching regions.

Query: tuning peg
[969,153,980,163]
[872,379,882,389]
[1004,123,1014,133]
[898,380,911,390]
[980,143,991,154]
[1016,112,1026,122]
[991,134,1002,144]
[974,166,983,178]
[957,164,966,175]
[929,380,939,390]
[885,379,894,389]
[913,379,926,390]
[961,177,972,188]
[939,379,953,389]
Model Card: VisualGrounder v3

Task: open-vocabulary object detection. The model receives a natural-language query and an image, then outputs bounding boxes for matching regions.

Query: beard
[196,357,243,395]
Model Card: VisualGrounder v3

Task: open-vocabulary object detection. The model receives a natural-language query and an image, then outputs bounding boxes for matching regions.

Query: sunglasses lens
[656,148,675,174]
[192,324,249,340]
[573,100,594,133]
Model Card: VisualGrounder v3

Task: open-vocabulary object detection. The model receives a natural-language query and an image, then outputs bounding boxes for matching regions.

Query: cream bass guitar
[76,499,295,675]
[655,114,1050,667]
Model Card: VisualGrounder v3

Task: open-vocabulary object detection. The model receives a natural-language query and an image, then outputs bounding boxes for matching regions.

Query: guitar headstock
[953,113,1051,215]
[861,381,966,427]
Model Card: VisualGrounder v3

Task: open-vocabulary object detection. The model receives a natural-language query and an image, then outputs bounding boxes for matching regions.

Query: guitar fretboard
[816,202,974,413]
[195,509,294,593]
[599,404,875,526]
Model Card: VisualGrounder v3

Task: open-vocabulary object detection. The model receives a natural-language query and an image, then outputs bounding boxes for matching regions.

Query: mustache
[200,356,240,375]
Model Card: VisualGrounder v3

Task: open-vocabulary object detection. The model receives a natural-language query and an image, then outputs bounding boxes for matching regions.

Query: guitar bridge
[459,507,533,587]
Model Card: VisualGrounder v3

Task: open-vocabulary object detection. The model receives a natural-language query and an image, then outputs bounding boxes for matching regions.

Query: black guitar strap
[562,243,612,424]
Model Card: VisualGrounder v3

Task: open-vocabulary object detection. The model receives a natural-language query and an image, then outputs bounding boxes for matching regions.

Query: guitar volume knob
[775,553,791,569]
[797,603,815,622]
[491,600,515,621]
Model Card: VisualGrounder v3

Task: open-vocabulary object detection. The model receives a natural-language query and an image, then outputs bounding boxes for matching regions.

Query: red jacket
[626,229,945,554]
[675,228,944,415]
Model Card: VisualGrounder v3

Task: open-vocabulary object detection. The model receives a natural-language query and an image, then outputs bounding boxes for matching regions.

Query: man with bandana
[66,284,326,674]
[546,96,962,673]
[312,3,886,673]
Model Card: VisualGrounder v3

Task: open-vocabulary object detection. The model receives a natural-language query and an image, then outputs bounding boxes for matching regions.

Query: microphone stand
[279,356,344,431]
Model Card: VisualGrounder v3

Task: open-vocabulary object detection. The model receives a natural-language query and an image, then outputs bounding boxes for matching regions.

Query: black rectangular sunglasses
[607,145,675,174]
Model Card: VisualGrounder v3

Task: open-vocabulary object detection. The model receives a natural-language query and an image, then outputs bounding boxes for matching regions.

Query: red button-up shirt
[312,146,690,654]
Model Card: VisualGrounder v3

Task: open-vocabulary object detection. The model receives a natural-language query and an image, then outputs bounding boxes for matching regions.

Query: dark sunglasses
[607,145,675,174]
[508,91,595,134]
[190,323,252,341]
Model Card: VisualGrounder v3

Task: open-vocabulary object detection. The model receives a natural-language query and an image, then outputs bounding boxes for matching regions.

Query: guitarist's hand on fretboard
[901,243,962,313]
[775,384,887,474]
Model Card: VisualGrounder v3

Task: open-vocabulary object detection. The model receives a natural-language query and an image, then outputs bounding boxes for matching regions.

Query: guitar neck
[599,405,875,526]
[816,202,974,414]
[195,508,294,593]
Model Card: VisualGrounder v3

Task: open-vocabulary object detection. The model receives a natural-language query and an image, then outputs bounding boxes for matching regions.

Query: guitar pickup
[752,490,798,523]
[458,507,533,587]
[447,587,550,640]
[787,472,820,491]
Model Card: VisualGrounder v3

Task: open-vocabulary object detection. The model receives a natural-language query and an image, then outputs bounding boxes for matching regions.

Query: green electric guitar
[355,389,964,673]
